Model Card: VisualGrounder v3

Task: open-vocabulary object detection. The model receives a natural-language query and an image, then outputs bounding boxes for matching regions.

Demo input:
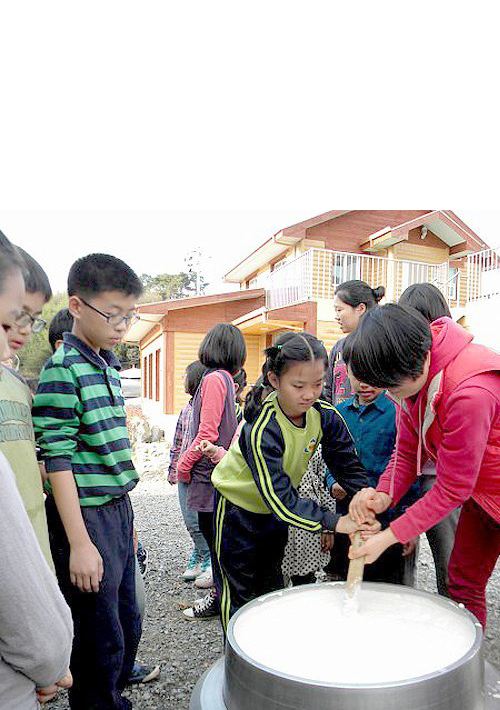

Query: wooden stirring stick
[345,531,366,598]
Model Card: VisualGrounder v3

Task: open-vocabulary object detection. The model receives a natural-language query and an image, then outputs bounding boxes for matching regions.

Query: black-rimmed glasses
[80,298,140,327]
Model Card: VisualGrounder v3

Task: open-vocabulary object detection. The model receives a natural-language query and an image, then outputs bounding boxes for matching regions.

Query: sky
[0,210,498,298]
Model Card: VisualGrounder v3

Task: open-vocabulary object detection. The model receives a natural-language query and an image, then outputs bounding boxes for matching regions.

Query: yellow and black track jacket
[211,393,369,532]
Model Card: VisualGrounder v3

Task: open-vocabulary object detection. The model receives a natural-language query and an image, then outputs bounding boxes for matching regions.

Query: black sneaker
[127,662,160,685]
[137,541,149,578]
[182,588,218,620]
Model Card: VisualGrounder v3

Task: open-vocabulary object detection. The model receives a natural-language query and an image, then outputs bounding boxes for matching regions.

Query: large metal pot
[223,582,484,710]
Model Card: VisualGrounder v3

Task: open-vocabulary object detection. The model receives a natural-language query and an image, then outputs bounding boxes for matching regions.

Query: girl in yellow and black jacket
[211,331,378,631]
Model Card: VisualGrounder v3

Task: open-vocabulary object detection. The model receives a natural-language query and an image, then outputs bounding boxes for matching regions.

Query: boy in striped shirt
[33,254,143,710]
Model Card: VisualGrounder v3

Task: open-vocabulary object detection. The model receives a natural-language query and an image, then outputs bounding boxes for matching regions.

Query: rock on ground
[50,457,500,709]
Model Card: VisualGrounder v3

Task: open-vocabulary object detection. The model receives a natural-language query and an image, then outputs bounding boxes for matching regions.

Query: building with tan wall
[125,210,496,416]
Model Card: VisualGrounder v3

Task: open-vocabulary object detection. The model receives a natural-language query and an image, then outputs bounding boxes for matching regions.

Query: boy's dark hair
[49,308,74,352]
[16,246,52,302]
[399,283,452,323]
[68,253,143,299]
[0,230,26,290]
[198,324,246,375]
[335,280,385,310]
[343,304,432,389]
[244,331,328,423]
[185,360,207,397]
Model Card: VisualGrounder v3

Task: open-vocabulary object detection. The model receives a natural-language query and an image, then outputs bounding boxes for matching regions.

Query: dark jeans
[198,511,214,560]
[46,494,141,710]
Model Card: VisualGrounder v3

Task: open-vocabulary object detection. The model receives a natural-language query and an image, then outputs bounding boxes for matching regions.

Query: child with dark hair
[179,324,246,620]
[322,280,385,576]
[48,308,74,352]
[211,331,377,631]
[0,247,55,570]
[326,364,422,586]
[5,246,52,364]
[46,302,159,687]
[398,283,457,596]
[0,231,73,708]
[33,253,148,708]
[399,282,452,323]
[168,361,210,583]
[348,304,500,629]
[324,279,385,406]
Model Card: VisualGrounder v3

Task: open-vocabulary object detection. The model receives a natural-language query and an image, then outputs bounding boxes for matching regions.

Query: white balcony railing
[467,248,500,302]
[265,248,461,311]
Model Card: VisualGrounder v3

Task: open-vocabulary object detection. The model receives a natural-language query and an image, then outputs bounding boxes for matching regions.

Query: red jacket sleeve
[389,383,497,544]
[177,372,228,477]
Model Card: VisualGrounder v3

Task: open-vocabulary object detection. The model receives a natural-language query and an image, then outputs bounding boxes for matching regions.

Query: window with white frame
[447,266,459,302]
[332,254,361,288]
[273,256,289,272]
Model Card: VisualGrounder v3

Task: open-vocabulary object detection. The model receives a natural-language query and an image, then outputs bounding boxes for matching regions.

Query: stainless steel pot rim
[226,582,483,690]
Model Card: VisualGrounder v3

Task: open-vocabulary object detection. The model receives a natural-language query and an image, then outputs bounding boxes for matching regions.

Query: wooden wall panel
[167,296,265,333]
[306,211,431,252]
[317,319,343,354]
[173,332,206,413]
[244,334,264,386]
[171,332,265,412]
[393,240,448,265]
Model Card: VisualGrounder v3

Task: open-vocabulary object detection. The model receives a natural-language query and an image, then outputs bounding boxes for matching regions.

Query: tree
[114,343,139,368]
[18,292,69,377]
[139,263,208,303]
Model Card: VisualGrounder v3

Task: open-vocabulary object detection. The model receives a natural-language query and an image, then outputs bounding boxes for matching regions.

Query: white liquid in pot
[232,586,477,684]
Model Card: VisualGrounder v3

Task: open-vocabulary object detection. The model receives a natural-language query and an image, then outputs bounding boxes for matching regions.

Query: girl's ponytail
[372,285,385,303]
[244,376,268,424]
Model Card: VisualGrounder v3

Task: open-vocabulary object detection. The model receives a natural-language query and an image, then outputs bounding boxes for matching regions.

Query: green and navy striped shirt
[32,333,138,507]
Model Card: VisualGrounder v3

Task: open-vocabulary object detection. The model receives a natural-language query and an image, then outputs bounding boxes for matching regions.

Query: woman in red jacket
[347,304,500,628]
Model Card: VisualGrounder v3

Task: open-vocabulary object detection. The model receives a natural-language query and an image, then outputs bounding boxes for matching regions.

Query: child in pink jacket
[347,305,500,628]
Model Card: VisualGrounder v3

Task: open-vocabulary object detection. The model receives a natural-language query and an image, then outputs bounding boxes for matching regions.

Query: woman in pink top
[347,304,500,628]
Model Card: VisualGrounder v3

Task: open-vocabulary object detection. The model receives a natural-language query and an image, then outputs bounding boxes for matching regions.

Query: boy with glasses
[47,305,160,689]
[0,246,55,570]
[33,253,145,710]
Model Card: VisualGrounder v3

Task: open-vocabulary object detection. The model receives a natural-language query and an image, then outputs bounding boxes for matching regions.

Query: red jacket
[377,317,500,544]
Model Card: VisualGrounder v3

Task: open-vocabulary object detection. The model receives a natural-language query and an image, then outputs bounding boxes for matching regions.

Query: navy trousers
[213,493,289,632]
[46,494,141,710]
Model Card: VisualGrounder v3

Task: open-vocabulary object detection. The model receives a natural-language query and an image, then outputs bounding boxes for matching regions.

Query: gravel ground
[50,450,500,709]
